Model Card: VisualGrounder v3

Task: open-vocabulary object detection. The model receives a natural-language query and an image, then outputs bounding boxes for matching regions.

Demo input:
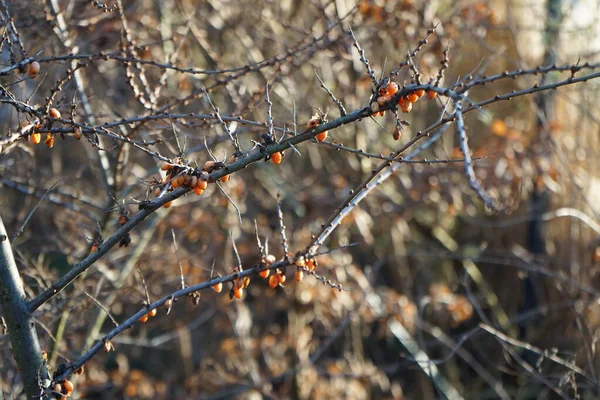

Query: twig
[348,27,377,87]
[84,292,118,327]
[314,69,346,116]
[171,229,185,290]
[11,179,63,242]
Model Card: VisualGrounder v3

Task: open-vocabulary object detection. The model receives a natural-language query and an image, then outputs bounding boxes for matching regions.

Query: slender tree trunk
[0,216,48,398]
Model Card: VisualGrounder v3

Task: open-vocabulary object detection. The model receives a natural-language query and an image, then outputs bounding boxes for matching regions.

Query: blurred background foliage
[1,0,600,398]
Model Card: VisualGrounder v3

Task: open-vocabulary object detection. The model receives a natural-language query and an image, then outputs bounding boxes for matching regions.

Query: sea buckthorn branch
[42,61,89,114]
[276,193,290,257]
[306,125,450,257]
[457,62,600,93]
[0,0,27,62]
[455,98,500,211]
[26,186,186,312]
[386,26,437,83]
[318,140,489,165]
[24,105,374,313]
[348,27,378,87]
[24,66,600,322]
[118,0,155,109]
[204,89,242,153]
[433,42,450,87]
[265,83,276,142]
[0,217,49,399]
[50,257,301,384]
[314,69,347,117]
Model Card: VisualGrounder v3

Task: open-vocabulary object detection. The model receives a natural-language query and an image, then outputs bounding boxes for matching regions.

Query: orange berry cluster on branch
[398,88,426,113]
[258,254,276,279]
[139,307,157,323]
[230,268,251,299]
[157,158,211,207]
[372,81,399,116]
[268,270,286,288]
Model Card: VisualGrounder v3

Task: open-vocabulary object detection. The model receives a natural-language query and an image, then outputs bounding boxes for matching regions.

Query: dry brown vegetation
[1,0,600,399]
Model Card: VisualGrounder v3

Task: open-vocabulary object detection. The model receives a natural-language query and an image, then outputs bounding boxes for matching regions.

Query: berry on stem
[212,282,223,293]
[49,108,61,119]
[28,61,40,78]
[31,133,41,145]
[259,269,270,279]
[271,151,282,164]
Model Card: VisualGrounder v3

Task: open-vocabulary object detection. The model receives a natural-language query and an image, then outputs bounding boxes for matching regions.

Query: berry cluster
[370,80,437,117]
[24,108,63,148]
[156,158,212,207]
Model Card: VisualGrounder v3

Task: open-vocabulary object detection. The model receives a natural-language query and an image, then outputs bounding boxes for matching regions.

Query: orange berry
[232,287,243,299]
[386,82,399,96]
[161,162,173,171]
[193,187,204,195]
[44,134,55,148]
[408,93,419,103]
[315,131,328,142]
[154,187,161,197]
[28,61,40,78]
[220,174,230,182]
[259,269,270,279]
[49,108,61,119]
[196,179,208,190]
[306,259,315,271]
[91,244,98,253]
[176,175,186,187]
[393,127,401,141]
[268,274,278,288]
[295,270,304,281]
[242,277,251,288]
[400,99,412,113]
[31,132,41,144]
[73,126,82,140]
[139,314,149,323]
[271,151,282,164]
[415,89,425,97]
[212,282,223,293]
[63,380,74,395]
[170,178,180,189]
[163,200,173,208]
[74,365,84,375]
[148,308,157,317]
[277,274,286,285]
[426,90,437,99]
[118,215,127,225]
